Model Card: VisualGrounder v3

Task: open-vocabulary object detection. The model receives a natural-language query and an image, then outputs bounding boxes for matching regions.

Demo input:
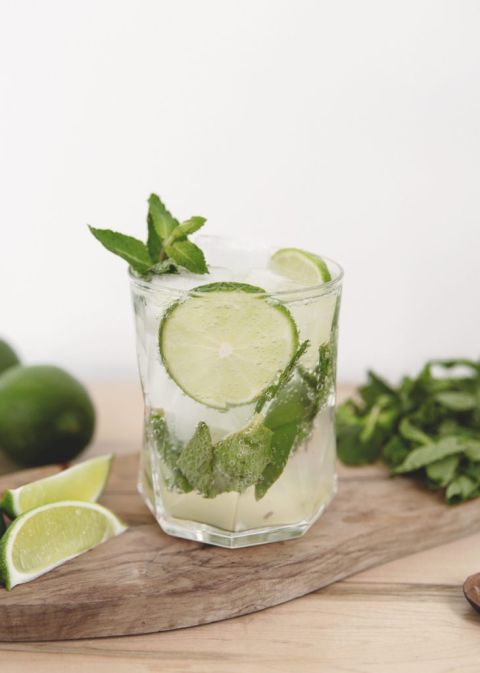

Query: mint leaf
[394,436,467,474]
[212,415,273,494]
[336,401,384,465]
[398,417,432,446]
[148,194,178,240]
[428,359,480,375]
[177,422,214,495]
[359,370,397,407]
[464,461,480,481]
[256,343,334,498]
[255,340,309,413]
[164,415,273,498]
[426,455,460,488]
[264,378,316,430]
[463,439,480,461]
[383,436,410,468]
[150,411,176,470]
[255,379,315,497]
[147,213,163,262]
[435,391,477,412]
[171,216,207,240]
[149,410,192,493]
[446,474,478,503]
[165,239,208,274]
[359,396,390,443]
[89,227,153,274]
[255,422,298,499]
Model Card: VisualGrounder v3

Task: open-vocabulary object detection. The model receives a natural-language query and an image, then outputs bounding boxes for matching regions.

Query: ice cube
[288,292,338,367]
[199,266,235,285]
[149,266,234,293]
[149,271,208,293]
[163,386,255,444]
[243,268,301,294]
[196,235,271,279]
[245,270,338,369]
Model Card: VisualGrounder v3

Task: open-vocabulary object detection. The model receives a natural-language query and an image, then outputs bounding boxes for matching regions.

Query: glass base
[139,479,337,548]
[158,509,325,548]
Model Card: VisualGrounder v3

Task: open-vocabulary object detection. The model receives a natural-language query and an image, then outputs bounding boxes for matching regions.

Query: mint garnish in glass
[90,193,343,547]
[89,193,208,275]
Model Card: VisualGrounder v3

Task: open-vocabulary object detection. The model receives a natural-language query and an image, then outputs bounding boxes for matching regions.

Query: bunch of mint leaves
[89,194,208,275]
[337,359,480,504]
[150,340,335,500]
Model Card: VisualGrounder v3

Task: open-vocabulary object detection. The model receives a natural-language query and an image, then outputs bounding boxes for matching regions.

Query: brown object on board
[463,573,480,613]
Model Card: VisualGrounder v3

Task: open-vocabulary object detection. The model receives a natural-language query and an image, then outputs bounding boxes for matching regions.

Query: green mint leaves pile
[89,194,208,275]
[337,359,480,504]
[151,341,334,500]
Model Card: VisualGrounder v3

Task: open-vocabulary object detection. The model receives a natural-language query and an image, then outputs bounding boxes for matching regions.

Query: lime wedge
[159,282,298,409]
[1,455,113,519]
[269,247,331,285]
[0,501,126,589]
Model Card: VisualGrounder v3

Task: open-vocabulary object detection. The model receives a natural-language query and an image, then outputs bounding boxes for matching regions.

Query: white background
[1,0,479,384]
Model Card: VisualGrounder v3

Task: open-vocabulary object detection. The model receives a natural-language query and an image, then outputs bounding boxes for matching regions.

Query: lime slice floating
[159,282,298,409]
[0,501,126,589]
[1,454,113,519]
[269,248,336,369]
[269,247,332,285]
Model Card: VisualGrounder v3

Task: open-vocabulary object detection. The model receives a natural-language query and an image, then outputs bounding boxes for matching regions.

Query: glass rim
[129,255,343,299]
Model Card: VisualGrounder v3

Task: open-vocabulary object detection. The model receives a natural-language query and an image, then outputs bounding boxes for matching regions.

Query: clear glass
[131,238,343,548]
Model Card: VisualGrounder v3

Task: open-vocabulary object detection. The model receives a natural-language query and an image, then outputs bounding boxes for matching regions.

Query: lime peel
[0,500,127,590]
[1,454,114,519]
[269,247,332,285]
[159,282,299,409]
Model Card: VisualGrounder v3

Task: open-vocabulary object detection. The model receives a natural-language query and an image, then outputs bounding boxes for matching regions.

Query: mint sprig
[89,193,208,275]
[336,359,480,504]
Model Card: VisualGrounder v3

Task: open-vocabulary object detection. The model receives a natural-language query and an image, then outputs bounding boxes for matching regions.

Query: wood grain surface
[0,384,479,671]
[1,443,480,642]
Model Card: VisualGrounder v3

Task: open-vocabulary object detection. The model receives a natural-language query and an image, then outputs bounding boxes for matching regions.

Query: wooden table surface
[1,382,480,673]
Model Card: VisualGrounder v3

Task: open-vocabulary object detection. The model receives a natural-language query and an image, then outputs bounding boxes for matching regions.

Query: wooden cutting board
[0,452,479,642]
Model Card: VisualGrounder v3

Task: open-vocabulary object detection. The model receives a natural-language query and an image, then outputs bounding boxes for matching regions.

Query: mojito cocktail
[91,196,343,547]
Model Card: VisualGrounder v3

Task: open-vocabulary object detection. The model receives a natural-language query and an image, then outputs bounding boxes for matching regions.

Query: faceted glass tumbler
[130,247,343,548]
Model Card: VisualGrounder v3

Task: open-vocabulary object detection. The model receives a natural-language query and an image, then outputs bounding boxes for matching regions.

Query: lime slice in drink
[269,248,336,368]
[269,247,331,285]
[0,501,126,589]
[1,454,113,519]
[159,282,298,409]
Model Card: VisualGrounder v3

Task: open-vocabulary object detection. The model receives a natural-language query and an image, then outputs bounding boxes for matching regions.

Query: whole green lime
[0,339,20,376]
[0,365,95,467]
